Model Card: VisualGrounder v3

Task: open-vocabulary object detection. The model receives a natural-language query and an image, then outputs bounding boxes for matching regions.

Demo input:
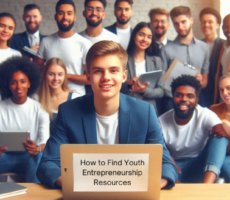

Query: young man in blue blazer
[37,41,177,189]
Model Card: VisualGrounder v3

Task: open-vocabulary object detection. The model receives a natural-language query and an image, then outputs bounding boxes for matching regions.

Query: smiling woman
[38,57,81,132]
[0,13,21,63]
[0,57,49,183]
[210,74,230,183]
[121,22,164,115]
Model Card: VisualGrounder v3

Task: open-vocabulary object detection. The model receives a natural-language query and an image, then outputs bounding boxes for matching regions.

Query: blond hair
[39,57,70,118]
[219,74,230,83]
[86,41,128,72]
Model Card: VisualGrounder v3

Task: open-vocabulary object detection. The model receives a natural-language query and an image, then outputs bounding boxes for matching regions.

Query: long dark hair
[0,12,16,47]
[127,22,158,56]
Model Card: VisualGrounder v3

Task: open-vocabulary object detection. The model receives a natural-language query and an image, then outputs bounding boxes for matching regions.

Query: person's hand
[30,43,39,52]
[161,178,168,189]
[130,81,150,93]
[0,145,7,156]
[126,77,138,85]
[210,123,229,138]
[221,120,230,138]
[23,138,39,155]
[195,73,203,84]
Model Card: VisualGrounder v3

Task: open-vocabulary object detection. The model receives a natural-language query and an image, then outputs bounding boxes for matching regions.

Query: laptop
[0,131,30,151]
[61,144,162,200]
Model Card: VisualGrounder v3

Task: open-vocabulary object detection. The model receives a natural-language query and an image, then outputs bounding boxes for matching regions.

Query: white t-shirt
[158,105,222,160]
[79,28,120,44]
[116,26,131,50]
[96,111,119,144]
[37,33,92,95]
[0,48,21,63]
[0,98,50,146]
[221,41,230,75]
[135,60,146,77]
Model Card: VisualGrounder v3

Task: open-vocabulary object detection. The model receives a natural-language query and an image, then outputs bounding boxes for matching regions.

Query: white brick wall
[0,0,215,40]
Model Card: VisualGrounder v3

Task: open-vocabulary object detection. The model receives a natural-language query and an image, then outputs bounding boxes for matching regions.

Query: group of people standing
[0,0,230,190]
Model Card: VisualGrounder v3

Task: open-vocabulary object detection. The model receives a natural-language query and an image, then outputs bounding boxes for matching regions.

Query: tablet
[138,70,162,88]
[0,131,30,151]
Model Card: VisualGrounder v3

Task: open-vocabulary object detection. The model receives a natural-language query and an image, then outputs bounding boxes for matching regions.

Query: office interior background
[0,0,229,40]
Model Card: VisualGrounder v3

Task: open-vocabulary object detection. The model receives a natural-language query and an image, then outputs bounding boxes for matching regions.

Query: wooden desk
[5,183,230,200]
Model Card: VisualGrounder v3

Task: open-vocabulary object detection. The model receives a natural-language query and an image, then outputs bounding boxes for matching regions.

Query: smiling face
[87,54,127,101]
[172,15,193,38]
[9,71,30,103]
[46,64,65,90]
[223,15,230,41]
[151,14,170,39]
[115,1,133,25]
[23,8,42,34]
[55,4,76,32]
[173,85,198,119]
[200,14,219,38]
[134,27,152,51]
[83,1,105,27]
[0,16,15,43]
[219,77,230,105]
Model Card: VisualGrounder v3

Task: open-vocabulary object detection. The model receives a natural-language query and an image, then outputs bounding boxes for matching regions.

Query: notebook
[0,182,27,199]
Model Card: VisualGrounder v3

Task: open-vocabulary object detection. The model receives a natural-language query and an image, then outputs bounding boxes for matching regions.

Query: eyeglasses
[85,7,104,13]
[152,19,167,25]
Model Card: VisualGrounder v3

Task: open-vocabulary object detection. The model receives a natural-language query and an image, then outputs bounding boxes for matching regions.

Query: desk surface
[5,183,230,200]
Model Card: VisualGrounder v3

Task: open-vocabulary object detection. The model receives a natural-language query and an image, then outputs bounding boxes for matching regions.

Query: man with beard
[10,4,45,58]
[160,6,209,114]
[158,75,228,183]
[79,0,119,44]
[105,0,133,50]
[34,0,91,95]
[148,8,171,49]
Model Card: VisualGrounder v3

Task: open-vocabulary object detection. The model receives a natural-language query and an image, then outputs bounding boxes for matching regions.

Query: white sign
[73,154,149,192]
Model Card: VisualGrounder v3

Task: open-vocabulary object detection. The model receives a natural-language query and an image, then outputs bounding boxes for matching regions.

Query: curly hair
[0,57,41,99]
[171,75,202,97]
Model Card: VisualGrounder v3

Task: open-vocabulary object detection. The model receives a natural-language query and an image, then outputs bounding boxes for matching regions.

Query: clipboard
[164,59,200,93]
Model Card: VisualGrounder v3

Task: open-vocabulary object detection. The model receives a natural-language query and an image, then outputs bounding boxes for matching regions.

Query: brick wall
[0,0,215,40]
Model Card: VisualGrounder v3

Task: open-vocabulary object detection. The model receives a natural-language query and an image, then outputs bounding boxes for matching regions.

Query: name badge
[73,154,149,192]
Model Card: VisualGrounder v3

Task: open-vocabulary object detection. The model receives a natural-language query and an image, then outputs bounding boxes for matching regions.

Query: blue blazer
[10,31,45,58]
[37,93,177,189]
[105,23,133,35]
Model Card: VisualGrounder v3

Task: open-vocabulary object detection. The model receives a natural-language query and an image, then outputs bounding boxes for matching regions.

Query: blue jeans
[0,152,42,183]
[221,155,230,183]
[175,136,229,183]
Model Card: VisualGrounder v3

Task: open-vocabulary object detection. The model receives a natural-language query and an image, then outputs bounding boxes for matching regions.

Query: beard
[178,24,192,38]
[56,20,74,32]
[154,26,167,39]
[25,23,40,34]
[116,16,130,25]
[86,16,102,28]
[173,103,196,119]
